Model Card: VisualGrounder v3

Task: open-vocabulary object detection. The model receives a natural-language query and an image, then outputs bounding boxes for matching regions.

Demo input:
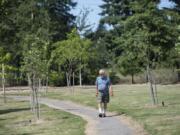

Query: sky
[71,0,176,31]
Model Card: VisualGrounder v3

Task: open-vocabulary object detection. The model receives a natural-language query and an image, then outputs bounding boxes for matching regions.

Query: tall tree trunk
[66,72,69,87]
[176,64,180,82]
[66,71,72,93]
[35,87,40,120]
[2,64,6,103]
[69,72,71,87]
[38,78,41,91]
[33,76,40,120]
[178,72,180,82]
[79,68,82,86]
[131,73,134,84]
[38,78,41,119]
[73,72,75,94]
[147,65,156,105]
[32,89,35,112]
[29,74,40,120]
[28,74,34,112]
[45,76,48,94]
[152,74,158,104]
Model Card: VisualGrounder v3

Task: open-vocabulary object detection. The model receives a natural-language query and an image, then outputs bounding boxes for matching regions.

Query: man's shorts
[97,91,109,103]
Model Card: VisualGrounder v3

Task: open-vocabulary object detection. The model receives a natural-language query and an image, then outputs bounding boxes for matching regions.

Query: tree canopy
[0,0,179,87]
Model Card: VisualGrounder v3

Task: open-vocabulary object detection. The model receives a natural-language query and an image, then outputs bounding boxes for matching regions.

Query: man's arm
[109,84,113,96]
[95,79,98,97]
[96,85,99,97]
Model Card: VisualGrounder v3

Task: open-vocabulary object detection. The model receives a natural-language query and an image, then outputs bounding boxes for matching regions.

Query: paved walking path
[10,96,134,135]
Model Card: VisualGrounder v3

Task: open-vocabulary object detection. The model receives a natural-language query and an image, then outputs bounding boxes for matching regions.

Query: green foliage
[175,25,180,54]
[0,47,11,63]
[99,0,180,80]
[86,24,117,69]
[0,47,15,80]
[44,0,76,41]
[22,34,48,79]
[100,0,133,25]
[108,71,120,84]
[0,0,77,85]
[52,28,92,73]
[49,71,65,86]
[1,0,180,85]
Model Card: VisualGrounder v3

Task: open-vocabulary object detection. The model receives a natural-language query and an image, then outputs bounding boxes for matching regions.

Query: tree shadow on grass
[0,108,30,115]
[10,132,43,135]
[19,131,45,135]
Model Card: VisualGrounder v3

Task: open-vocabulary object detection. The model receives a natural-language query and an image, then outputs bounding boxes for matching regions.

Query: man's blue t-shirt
[96,76,111,93]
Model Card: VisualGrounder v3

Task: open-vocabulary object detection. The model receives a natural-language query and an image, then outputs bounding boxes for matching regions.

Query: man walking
[96,69,113,117]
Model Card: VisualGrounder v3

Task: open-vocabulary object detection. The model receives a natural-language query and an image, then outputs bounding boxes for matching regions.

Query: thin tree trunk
[31,75,37,119]
[68,72,72,93]
[69,72,71,87]
[67,70,73,93]
[28,74,33,112]
[178,71,180,82]
[174,64,180,82]
[66,72,69,87]
[73,72,75,94]
[32,90,35,113]
[79,68,82,86]
[38,78,41,119]
[45,76,48,94]
[147,65,156,105]
[152,74,158,104]
[35,87,40,120]
[131,74,134,84]
[32,74,36,114]
[33,76,40,120]
[2,64,6,103]
[38,78,41,92]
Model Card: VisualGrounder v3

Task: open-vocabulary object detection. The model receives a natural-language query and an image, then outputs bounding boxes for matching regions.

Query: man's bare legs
[102,103,107,117]
[98,102,107,117]
[98,103,102,113]
[98,103,103,117]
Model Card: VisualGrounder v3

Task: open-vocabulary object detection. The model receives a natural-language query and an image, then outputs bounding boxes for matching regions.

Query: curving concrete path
[10,96,134,135]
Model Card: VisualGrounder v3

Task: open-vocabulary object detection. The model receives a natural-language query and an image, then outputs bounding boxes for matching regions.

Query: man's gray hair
[99,69,106,75]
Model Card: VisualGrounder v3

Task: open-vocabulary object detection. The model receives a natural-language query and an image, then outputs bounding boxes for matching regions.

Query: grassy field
[39,84,180,135]
[0,98,86,135]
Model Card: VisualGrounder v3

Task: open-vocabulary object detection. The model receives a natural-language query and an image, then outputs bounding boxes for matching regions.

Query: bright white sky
[71,0,175,31]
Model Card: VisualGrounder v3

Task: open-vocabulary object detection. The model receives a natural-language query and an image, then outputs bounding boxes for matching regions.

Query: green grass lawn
[0,98,86,135]
[40,84,180,135]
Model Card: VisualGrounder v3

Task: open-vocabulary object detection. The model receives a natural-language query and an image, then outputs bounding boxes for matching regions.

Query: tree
[117,55,143,84]
[0,0,77,86]
[22,34,48,119]
[0,0,20,74]
[0,47,11,103]
[76,7,93,37]
[51,29,91,90]
[76,7,93,86]
[100,0,134,26]
[45,0,77,41]
[100,0,179,105]
[0,0,18,51]
[173,25,180,81]
[175,25,180,57]
[14,0,51,119]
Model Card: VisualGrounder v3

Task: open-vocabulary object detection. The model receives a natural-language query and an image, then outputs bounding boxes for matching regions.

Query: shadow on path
[106,112,124,118]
